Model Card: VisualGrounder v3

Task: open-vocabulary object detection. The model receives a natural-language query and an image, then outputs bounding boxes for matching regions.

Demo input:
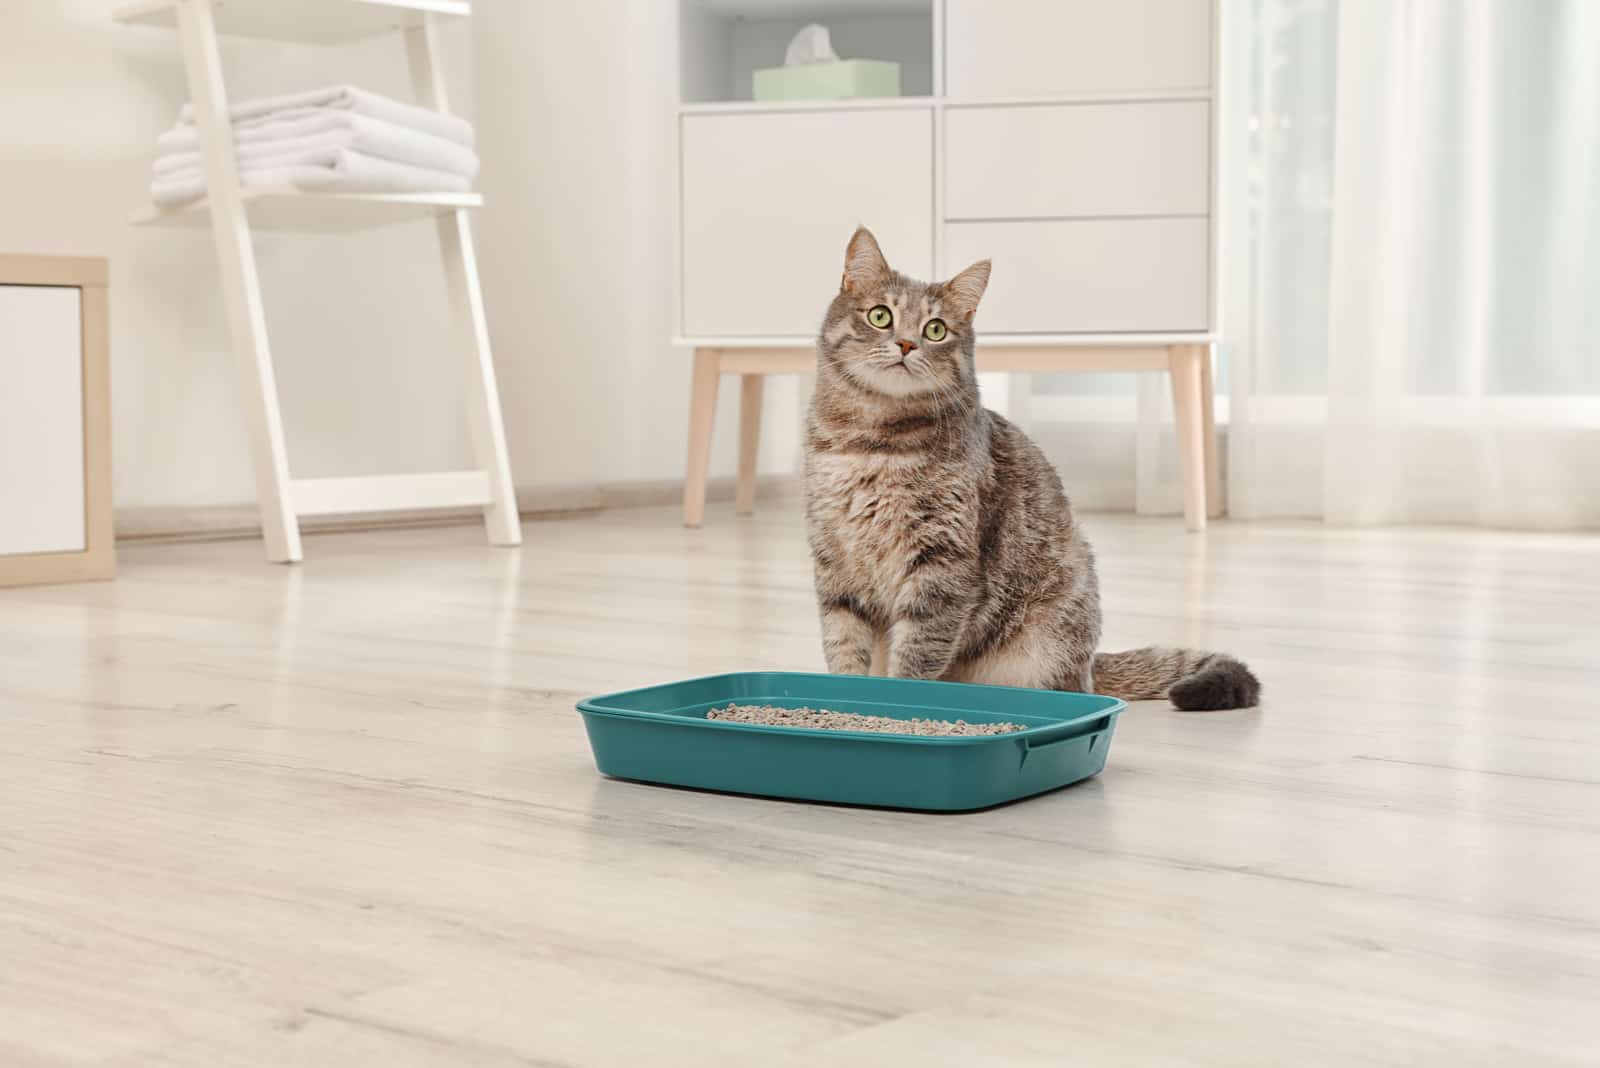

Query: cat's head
[819,227,990,399]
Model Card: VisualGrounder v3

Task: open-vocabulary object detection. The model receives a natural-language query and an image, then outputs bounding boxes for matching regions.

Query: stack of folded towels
[150,86,479,207]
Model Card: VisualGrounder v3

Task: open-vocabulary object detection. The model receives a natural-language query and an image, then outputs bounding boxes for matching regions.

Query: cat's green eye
[923,318,948,342]
[866,305,893,329]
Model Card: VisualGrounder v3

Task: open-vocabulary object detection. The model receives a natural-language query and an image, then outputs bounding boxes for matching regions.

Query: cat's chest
[809,452,938,583]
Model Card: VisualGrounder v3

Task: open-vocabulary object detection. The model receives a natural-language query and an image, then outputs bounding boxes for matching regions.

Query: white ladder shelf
[114,0,520,563]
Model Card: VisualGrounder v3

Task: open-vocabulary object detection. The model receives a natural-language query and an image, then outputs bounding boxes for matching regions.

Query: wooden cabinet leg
[1168,344,1207,532]
[735,374,764,516]
[1199,343,1223,519]
[683,348,721,528]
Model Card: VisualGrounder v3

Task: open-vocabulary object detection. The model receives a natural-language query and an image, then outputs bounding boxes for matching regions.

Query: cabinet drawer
[945,219,1209,333]
[945,102,1208,220]
[946,0,1211,98]
[680,109,933,337]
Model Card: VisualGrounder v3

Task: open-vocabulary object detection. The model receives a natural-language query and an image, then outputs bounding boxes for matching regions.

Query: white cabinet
[944,0,1212,99]
[680,107,934,337]
[675,1,1218,340]
[0,256,113,587]
[674,1,1225,530]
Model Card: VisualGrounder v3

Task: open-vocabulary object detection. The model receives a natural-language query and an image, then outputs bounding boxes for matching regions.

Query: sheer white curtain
[1030,0,1600,529]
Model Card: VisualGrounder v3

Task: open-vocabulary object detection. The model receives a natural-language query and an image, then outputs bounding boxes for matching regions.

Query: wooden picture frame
[0,254,115,588]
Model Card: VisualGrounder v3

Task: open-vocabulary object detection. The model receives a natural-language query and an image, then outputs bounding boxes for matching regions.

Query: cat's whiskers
[912,360,964,444]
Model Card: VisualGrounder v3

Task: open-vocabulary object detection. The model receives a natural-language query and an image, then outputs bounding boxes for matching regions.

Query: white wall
[0,0,790,520]
[473,0,802,493]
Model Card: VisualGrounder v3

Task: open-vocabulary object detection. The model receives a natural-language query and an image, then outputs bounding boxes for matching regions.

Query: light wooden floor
[3,504,1597,1066]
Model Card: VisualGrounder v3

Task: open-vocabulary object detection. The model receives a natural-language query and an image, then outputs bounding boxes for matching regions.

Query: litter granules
[706,704,1024,736]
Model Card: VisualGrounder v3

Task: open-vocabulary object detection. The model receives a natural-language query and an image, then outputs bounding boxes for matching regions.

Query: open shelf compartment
[679,0,933,105]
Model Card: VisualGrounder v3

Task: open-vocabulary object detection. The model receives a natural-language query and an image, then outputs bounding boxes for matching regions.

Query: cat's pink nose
[896,339,916,356]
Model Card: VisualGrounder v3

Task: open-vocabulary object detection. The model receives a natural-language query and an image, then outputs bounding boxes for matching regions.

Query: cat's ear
[940,259,991,321]
[841,226,892,294]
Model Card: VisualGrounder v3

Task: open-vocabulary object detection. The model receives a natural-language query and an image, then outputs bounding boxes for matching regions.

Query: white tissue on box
[784,24,838,66]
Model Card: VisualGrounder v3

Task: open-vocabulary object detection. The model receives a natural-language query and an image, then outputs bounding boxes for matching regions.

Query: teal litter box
[577,672,1124,812]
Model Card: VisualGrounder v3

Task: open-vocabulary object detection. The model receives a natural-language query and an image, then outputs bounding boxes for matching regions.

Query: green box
[752,59,902,103]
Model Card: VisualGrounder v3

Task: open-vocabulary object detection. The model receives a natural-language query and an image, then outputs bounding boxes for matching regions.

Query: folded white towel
[150,149,473,207]
[177,85,473,147]
[153,111,479,180]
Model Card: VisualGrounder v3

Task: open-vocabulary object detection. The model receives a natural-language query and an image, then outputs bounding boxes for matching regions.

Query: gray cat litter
[706,704,1024,736]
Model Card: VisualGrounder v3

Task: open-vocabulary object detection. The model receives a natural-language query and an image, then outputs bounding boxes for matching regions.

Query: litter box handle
[1024,713,1114,751]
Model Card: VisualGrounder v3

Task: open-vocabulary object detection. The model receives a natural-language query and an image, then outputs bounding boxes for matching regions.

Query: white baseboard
[115,474,805,544]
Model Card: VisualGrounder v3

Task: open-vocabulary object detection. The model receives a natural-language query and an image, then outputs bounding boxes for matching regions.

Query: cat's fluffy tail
[1092,646,1260,710]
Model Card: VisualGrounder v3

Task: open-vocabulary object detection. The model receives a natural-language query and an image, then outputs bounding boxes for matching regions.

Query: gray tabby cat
[804,227,1259,710]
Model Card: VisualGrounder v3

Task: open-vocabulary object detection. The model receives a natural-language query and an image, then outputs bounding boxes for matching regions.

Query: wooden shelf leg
[683,349,721,528]
[176,0,301,564]
[735,373,764,516]
[1168,344,1208,532]
[1199,342,1223,519]
[407,18,520,547]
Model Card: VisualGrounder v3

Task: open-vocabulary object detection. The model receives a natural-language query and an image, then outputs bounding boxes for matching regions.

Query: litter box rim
[577,671,1125,748]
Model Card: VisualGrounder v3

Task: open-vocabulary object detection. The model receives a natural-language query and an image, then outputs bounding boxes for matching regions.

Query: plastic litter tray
[577,672,1124,812]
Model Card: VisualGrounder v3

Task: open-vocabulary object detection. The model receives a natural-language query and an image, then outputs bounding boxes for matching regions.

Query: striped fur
[804,228,1260,711]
